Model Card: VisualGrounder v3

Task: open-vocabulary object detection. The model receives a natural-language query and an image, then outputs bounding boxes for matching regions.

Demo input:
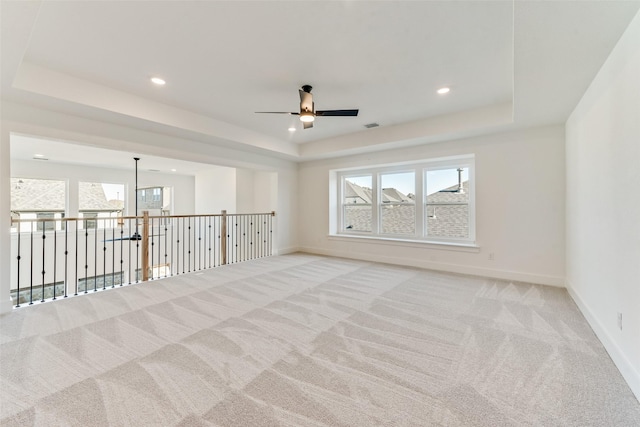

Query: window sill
[327,233,480,253]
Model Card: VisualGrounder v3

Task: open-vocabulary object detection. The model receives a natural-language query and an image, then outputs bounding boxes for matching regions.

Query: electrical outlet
[488,252,494,261]
[617,312,623,331]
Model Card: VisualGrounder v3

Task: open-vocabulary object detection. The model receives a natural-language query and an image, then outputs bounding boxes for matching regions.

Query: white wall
[254,171,278,213]
[11,159,196,216]
[0,130,12,313]
[298,125,566,286]
[236,169,278,214]
[235,169,255,213]
[195,166,236,214]
[565,10,640,399]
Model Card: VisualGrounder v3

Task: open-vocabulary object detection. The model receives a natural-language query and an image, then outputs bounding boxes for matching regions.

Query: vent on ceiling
[364,122,379,129]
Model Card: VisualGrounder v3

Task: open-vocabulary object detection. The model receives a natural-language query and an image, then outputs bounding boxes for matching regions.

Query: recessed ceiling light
[34,154,45,158]
[437,87,450,94]
[171,168,177,172]
[151,77,166,85]
[288,127,296,132]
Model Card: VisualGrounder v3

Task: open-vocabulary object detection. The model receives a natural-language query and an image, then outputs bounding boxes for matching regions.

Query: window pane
[343,176,372,231]
[11,178,66,233]
[380,172,415,235]
[381,205,415,234]
[36,212,55,232]
[80,182,125,228]
[426,168,469,238]
[138,186,164,210]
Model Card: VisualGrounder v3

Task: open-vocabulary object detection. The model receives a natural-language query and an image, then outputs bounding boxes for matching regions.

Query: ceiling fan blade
[303,121,314,130]
[315,109,359,117]
[299,90,313,112]
[255,111,299,115]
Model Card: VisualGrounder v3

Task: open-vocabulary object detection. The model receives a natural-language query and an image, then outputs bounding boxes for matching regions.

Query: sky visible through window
[102,183,125,201]
[347,168,468,196]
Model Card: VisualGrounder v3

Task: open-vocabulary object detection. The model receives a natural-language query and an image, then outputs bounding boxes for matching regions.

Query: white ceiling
[2,1,639,164]
[10,134,217,176]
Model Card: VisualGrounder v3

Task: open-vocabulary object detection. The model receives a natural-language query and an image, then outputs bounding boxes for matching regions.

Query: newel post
[142,211,150,281]
[221,210,227,265]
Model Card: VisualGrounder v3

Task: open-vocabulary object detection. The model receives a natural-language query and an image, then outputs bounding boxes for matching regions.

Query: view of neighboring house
[344,180,469,237]
[10,178,123,231]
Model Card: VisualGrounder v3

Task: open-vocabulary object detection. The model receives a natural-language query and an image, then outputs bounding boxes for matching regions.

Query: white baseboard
[275,246,300,256]
[566,280,640,402]
[297,246,565,287]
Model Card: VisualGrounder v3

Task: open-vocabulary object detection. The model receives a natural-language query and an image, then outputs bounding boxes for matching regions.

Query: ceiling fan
[256,85,358,129]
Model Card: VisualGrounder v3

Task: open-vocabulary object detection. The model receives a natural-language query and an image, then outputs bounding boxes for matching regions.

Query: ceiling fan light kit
[299,112,315,123]
[256,85,358,130]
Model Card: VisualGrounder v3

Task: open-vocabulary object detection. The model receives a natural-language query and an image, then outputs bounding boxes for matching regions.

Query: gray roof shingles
[11,178,120,212]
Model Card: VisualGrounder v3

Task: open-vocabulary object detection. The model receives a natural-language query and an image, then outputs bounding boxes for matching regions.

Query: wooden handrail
[10,211,276,223]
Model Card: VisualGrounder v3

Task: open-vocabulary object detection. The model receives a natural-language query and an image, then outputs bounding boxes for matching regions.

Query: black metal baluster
[262,215,267,258]
[269,213,273,256]
[120,222,124,286]
[230,216,234,264]
[245,215,248,261]
[111,221,115,288]
[171,217,175,276]
[182,217,185,274]
[208,217,212,268]
[261,214,264,258]
[53,223,57,300]
[236,217,240,263]
[151,217,155,280]
[215,216,219,266]
[16,224,21,308]
[94,225,98,292]
[197,216,201,271]
[198,217,202,271]
[128,217,132,285]
[75,221,79,296]
[240,215,245,262]
[102,226,107,290]
[164,218,168,277]
[250,215,253,260]
[29,222,34,304]
[154,217,158,278]
[187,217,191,272]
[157,217,161,278]
[84,225,89,293]
[64,221,68,298]
[135,215,140,283]
[41,221,46,302]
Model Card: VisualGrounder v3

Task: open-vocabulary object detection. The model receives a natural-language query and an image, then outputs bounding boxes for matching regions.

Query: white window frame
[334,155,475,246]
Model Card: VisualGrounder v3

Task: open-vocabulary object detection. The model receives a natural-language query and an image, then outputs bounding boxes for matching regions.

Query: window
[79,182,124,229]
[380,171,415,235]
[10,178,66,233]
[36,213,56,232]
[343,175,372,232]
[335,155,475,244]
[137,186,171,213]
[82,212,98,230]
[426,167,469,239]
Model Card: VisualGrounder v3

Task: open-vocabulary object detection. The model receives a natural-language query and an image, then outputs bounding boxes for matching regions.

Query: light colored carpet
[1,253,638,426]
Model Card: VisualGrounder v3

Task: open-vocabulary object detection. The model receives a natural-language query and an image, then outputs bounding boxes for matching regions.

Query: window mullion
[415,169,424,237]
[372,171,380,234]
